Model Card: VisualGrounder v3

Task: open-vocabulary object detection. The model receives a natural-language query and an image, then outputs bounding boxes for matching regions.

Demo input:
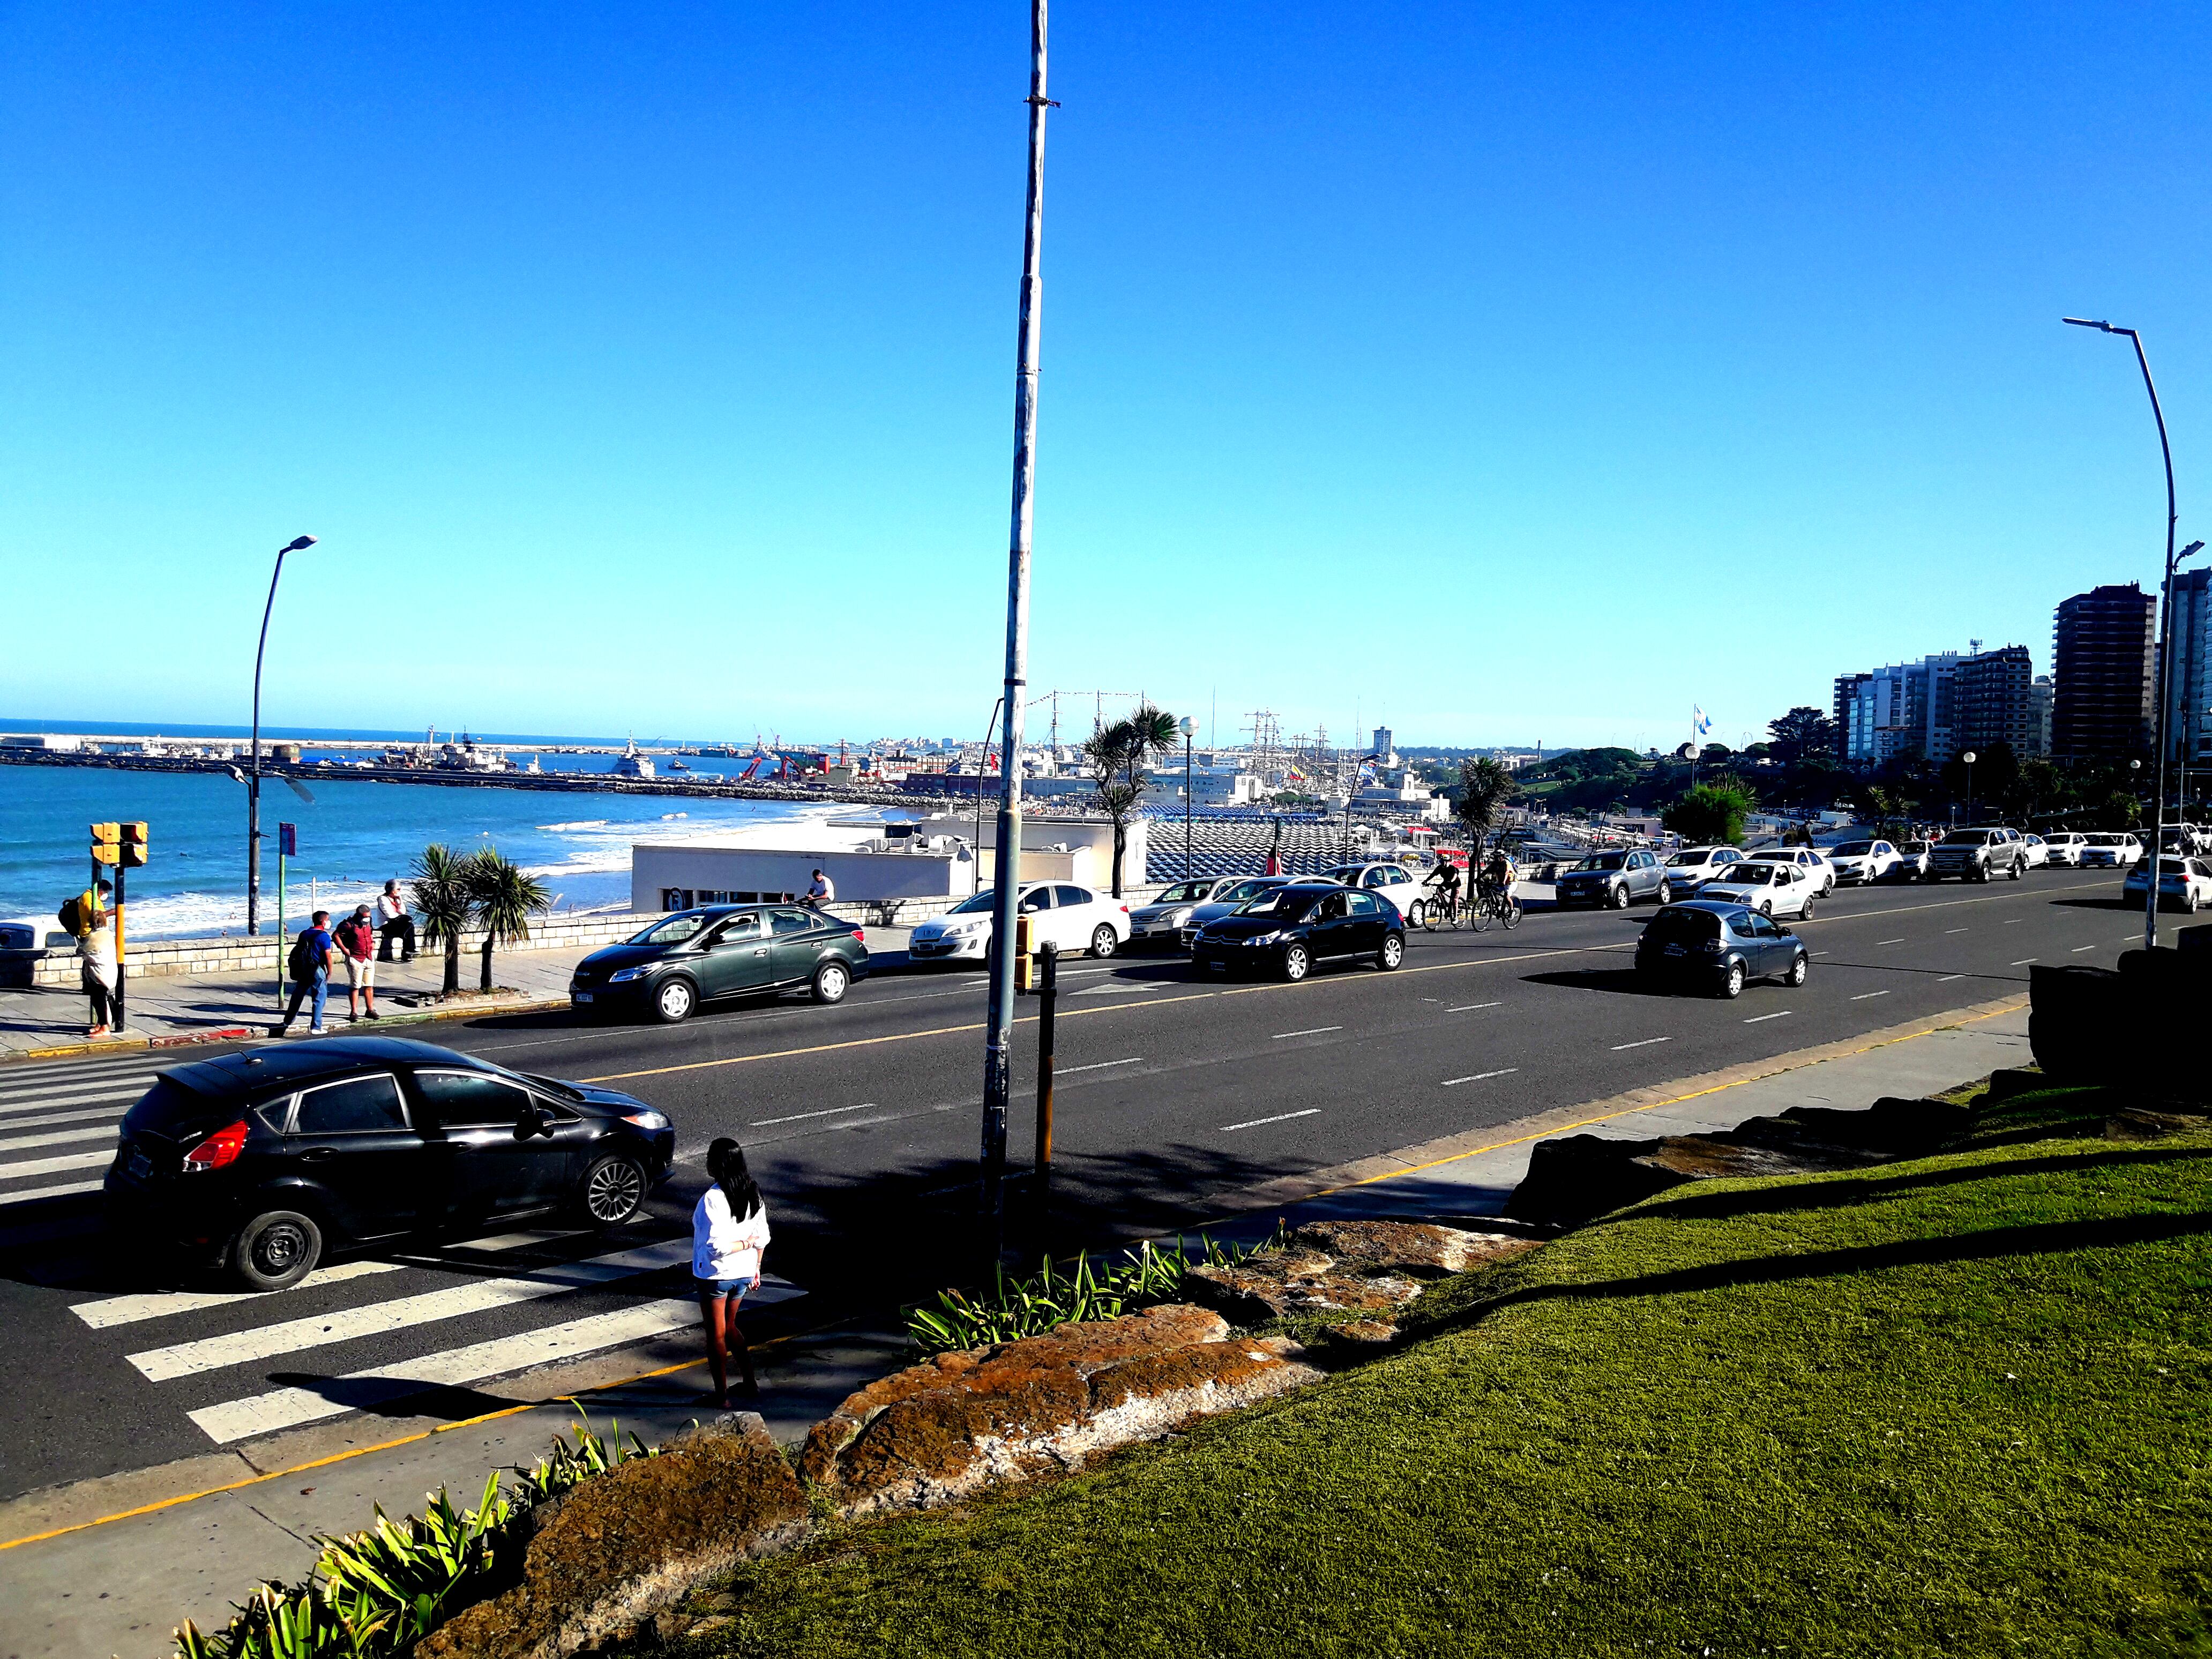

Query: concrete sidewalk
[0,996,2028,1659]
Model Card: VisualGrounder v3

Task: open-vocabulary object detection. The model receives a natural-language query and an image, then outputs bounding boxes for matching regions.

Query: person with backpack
[65,879,116,1037]
[692,1137,769,1406]
[271,910,337,1037]
[334,903,379,1023]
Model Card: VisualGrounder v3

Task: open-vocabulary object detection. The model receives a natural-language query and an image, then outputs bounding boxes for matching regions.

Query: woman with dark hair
[692,1137,769,1406]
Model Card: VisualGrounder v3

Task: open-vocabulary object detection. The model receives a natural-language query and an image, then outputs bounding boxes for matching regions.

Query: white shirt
[808,873,834,901]
[692,1185,771,1282]
[375,893,407,924]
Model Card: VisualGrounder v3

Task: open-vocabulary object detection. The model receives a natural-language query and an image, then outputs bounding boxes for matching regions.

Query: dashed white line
[1877,937,1905,946]
[1610,1036,1673,1051]
[1850,991,1890,1001]
[2071,945,2098,953]
[1812,951,1831,958]
[1058,1057,1145,1075]
[1448,1002,1504,1013]
[2004,918,2023,924]
[1945,928,1969,935]
[2009,959,2037,966]
[1271,1027,1343,1040]
[751,1102,876,1128]
[1442,1068,1519,1087]
[1743,1011,1792,1023]
[1221,1109,1321,1132]
[1937,974,1965,982]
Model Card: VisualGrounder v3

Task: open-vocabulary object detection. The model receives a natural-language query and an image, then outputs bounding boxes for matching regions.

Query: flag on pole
[1694,706,1713,737]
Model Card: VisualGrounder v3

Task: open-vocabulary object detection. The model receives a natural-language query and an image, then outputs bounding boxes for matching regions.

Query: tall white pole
[981,0,1051,1258]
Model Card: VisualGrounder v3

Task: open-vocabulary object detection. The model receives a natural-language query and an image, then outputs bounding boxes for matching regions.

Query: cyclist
[1424,855,1464,922]
[1479,846,1516,907]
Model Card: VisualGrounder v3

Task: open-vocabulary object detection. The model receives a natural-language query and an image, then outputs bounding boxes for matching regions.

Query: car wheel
[578,1154,647,1226]
[2009,858,2023,880]
[1282,943,1311,982]
[652,977,697,1023]
[1784,951,1809,988]
[1718,961,1746,1000]
[1655,879,1673,905]
[1407,899,1426,928]
[1822,877,1834,896]
[811,960,851,1004]
[1377,933,1404,971]
[1799,899,1815,921]
[1089,924,1118,959]
[1609,884,1631,910]
[1759,899,1774,916]
[230,1209,323,1292]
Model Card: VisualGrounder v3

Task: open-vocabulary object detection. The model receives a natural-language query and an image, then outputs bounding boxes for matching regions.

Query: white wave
[535,820,610,832]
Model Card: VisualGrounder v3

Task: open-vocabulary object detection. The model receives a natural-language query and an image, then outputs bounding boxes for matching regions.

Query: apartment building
[2052,583,2157,759]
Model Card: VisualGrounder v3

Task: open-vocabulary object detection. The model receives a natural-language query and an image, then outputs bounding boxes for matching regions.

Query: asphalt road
[0,866,2151,1500]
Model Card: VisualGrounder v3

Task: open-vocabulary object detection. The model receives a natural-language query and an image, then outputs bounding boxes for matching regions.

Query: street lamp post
[248,536,317,935]
[2064,318,2198,953]
[1179,716,1195,879]
[1961,751,1976,823]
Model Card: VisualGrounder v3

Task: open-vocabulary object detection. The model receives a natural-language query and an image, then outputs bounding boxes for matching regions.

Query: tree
[1081,704,1181,896]
[1452,757,1516,857]
[465,848,551,992]
[1766,707,1839,768]
[1859,783,1909,840]
[409,843,475,997]
[1664,781,1757,847]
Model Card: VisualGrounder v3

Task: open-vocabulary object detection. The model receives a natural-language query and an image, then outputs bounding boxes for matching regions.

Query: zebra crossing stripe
[0,1062,158,1089]
[73,1259,413,1329]
[0,1124,118,1155]
[0,1149,116,1181]
[0,1178,105,1209]
[0,1085,151,1112]
[0,1105,131,1133]
[128,1239,696,1381]
[185,1276,805,1444]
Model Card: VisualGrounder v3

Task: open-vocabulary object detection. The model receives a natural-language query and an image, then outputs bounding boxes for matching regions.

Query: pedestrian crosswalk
[3,1053,805,1450]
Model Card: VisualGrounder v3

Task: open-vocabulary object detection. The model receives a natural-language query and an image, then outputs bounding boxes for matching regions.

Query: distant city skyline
[4,5,2207,751]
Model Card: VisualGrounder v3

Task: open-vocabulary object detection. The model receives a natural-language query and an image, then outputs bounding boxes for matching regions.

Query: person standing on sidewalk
[272,910,338,1036]
[692,1137,768,1407]
[334,903,380,1022]
[375,879,416,962]
[71,878,117,1037]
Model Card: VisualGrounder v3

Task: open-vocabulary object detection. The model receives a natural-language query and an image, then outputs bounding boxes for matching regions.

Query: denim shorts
[696,1275,758,1298]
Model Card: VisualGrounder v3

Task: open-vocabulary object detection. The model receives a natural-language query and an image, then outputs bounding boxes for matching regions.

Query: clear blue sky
[4,4,2208,754]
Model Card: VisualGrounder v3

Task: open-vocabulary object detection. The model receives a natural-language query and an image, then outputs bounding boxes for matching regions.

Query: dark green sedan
[567,906,870,1023]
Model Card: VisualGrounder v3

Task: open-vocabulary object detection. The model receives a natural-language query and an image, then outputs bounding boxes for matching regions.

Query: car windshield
[1939,831,1989,846]
[1721,863,1776,884]
[2084,835,2121,846]
[627,913,711,945]
[1832,841,1874,856]
[1152,881,1213,904]
[1644,909,1721,943]
[1665,850,1711,866]
[948,890,1004,915]
[1221,879,1281,901]
[1901,841,1927,854]
[515,1069,584,1102]
[1574,854,1627,871]
[1239,889,1321,918]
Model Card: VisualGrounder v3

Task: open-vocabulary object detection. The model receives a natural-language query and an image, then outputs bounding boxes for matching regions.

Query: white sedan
[907,883,1131,963]
[1699,859,1819,920]
[1825,840,1902,885]
[1320,861,1431,924]
[2078,833,2144,870]
[1662,846,1745,890]
[2041,832,2090,867]
[2123,856,2212,911]
[1745,846,1837,896]
[2018,834,2052,870]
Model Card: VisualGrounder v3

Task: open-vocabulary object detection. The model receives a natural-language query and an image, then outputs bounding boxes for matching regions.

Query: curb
[2,996,575,1066]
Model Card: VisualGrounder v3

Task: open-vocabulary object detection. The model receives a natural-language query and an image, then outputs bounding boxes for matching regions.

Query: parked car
[1554,849,1672,910]
[1695,858,1819,920]
[1177,876,1294,951]
[1190,881,1403,982]
[1926,827,2030,883]
[2076,833,2144,870]
[2018,834,2052,870]
[1743,846,1837,895]
[907,883,1130,965]
[2041,832,2090,868]
[1320,861,1431,924]
[1635,901,1810,999]
[570,905,870,1022]
[2123,855,2212,911]
[1825,840,1902,886]
[1661,846,1745,890]
[1889,840,1932,882]
[1128,876,1250,950]
[105,1038,677,1290]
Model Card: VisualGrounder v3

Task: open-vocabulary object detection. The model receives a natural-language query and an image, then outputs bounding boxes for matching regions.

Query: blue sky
[4,3,2208,754]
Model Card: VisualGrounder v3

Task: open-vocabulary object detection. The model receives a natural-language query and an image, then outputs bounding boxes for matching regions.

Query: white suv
[2041,832,2090,867]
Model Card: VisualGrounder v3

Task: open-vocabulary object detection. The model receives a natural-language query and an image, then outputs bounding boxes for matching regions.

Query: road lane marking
[450,1229,589,1252]
[1945,928,1969,935]
[0,1124,117,1155]
[751,1102,876,1128]
[1058,1057,1144,1075]
[0,1178,104,1209]
[2005,918,2023,924]
[1743,1011,1791,1023]
[1610,1036,1672,1051]
[1937,973,1965,982]
[73,1260,410,1330]
[1442,1069,1518,1086]
[1271,1027,1343,1040]
[1850,991,1890,1000]
[1221,1109,1321,1132]
[2009,959,2037,966]
[1448,1002,1503,1013]
[0,1086,148,1115]
[2071,945,2098,953]
[1812,951,1830,957]
[0,1149,115,1181]
[1877,938,1905,946]
[0,1105,131,1133]
[127,1240,696,1382]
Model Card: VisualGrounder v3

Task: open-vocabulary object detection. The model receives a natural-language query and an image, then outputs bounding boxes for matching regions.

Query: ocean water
[0,759,824,939]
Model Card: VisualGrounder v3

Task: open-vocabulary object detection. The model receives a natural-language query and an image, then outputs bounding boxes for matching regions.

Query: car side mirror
[517,1104,555,1138]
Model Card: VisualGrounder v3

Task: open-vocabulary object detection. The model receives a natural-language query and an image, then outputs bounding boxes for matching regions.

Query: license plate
[1207,961,1227,973]
[128,1152,152,1180]
[573,992,593,1004]
[1664,944,1686,956]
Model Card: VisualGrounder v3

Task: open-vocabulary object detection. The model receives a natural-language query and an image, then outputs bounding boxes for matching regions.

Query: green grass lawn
[678,1086,2212,1657]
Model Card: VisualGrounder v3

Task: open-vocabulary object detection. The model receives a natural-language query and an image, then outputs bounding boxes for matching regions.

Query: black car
[104,1037,678,1290]
[1634,900,1809,999]
[1190,881,1404,982]
[570,905,871,1023]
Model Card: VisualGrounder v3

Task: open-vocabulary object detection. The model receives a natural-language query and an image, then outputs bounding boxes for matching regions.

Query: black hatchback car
[1634,900,1809,999]
[1190,881,1405,981]
[104,1037,677,1290]
[570,905,870,1023]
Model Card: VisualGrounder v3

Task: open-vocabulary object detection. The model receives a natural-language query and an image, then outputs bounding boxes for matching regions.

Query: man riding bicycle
[1424,856,1464,920]
[1479,847,1515,902]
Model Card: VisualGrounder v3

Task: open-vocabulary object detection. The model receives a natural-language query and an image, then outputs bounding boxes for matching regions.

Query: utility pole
[981,0,1052,1264]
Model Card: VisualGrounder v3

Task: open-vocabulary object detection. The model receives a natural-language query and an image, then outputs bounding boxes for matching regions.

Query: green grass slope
[684,1088,2212,1658]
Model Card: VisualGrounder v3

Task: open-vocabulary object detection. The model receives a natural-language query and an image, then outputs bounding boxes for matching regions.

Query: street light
[1960,751,1977,824]
[247,535,317,934]
[1179,716,1196,880]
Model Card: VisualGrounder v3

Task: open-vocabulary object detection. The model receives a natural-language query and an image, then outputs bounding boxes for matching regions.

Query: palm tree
[409,843,475,997]
[1081,706,1182,896]
[1453,757,1517,858]
[465,848,552,992]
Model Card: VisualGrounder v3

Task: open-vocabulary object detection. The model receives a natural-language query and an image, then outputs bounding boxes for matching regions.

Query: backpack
[288,931,318,981]
[58,896,85,937]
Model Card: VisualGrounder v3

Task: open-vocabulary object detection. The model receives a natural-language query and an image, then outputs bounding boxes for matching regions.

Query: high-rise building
[2030,676,2054,758]
[2052,584,2157,759]
[1834,652,1961,767]
[2163,568,2212,769]
[1956,645,2041,758]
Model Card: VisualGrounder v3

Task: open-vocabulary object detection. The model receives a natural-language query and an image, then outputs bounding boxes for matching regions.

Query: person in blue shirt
[271,910,338,1036]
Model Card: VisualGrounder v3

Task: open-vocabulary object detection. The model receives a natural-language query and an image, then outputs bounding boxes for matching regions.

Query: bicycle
[1468,880,1522,932]
[1421,885,1464,930]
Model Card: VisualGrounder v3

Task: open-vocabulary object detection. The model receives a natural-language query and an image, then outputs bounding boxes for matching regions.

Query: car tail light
[182,1121,249,1173]
[1120,905,1130,915]
[851,927,866,944]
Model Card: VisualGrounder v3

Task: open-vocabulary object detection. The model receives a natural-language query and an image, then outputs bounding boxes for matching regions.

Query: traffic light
[90,823,121,865]
[119,822,149,868]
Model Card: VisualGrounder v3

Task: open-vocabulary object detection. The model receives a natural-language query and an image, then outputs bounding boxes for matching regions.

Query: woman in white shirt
[693,1137,769,1405]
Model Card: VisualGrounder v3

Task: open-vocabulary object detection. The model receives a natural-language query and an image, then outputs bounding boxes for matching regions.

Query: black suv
[1634,900,1810,999]
[1190,881,1405,981]
[105,1038,677,1289]
[570,905,871,1022]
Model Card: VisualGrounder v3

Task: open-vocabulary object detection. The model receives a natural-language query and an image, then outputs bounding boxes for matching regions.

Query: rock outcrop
[799,1303,1319,1515]
[417,1413,806,1659]
[1180,1220,1541,1323]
